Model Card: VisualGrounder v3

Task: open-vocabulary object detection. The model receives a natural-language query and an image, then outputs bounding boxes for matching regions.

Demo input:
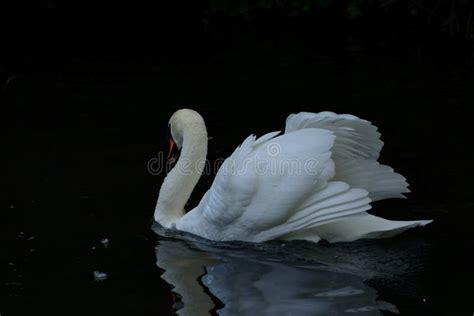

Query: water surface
[2,53,474,315]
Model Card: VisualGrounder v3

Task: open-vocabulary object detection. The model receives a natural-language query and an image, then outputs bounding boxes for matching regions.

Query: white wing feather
[178,128,373,242]
[286,111,409,202]
[286,111,383,160]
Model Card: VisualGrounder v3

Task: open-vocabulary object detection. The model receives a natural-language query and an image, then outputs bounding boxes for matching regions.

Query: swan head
[169,109,205,150]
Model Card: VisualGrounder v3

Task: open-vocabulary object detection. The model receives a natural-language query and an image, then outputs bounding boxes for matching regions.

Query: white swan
[154,109,432,243]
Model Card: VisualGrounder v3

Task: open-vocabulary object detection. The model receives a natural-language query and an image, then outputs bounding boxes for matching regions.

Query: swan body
[154,109,431,243]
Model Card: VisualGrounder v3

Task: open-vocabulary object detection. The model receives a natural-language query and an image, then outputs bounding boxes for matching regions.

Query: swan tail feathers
[310,213,433,243]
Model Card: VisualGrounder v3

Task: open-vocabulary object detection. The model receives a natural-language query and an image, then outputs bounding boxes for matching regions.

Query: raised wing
[177,128,373,242]
[286,111,383,161]
[286,111,409,201]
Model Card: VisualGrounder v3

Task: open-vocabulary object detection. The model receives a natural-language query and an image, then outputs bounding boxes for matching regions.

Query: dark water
[2,52,474,315]
[153,224,418,315]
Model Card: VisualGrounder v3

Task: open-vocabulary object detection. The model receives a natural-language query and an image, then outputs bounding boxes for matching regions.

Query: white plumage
[154,109,431,243]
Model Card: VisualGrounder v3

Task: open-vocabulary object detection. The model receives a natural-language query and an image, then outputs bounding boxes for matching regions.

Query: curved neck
[154,123,208,228]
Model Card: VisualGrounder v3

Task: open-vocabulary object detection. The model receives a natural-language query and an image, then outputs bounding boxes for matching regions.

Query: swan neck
[154,123,208,228]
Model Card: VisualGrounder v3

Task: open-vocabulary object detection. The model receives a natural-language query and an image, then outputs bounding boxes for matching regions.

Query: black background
[1,1,474,315]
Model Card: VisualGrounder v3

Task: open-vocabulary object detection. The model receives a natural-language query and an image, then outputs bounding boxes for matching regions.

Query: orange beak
[166,138,175,160]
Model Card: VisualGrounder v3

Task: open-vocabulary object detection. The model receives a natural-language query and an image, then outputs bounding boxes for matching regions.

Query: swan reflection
[154,232,398,315]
